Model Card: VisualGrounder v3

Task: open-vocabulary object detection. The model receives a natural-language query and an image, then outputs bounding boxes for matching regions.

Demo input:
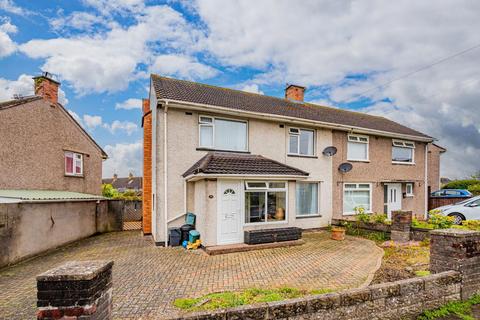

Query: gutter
[163,102,169,248]
[424,143,429,219]
[184,173,310,182]
[158,99,434,143]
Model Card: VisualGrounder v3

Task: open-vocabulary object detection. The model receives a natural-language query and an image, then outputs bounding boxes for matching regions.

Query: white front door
[217,180,243,245]
[387,183,402,218]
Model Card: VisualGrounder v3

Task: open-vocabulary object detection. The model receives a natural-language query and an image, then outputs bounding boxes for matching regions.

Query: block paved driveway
[0,231,383,319]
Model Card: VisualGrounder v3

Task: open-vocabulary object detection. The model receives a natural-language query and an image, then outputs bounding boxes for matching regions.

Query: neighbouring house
[0,72,107,195]
[427,144,447,192]
[102,173,143,194]
[142,75,443,247]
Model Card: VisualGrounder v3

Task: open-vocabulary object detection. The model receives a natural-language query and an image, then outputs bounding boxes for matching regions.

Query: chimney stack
[285,84,306,102]
[142,98,150,114]
[33,72,60,104]
[113,173,118,182]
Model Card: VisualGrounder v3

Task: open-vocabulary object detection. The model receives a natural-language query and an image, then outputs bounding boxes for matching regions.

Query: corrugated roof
[183,152,309,178]
[152,75,432,140]
[0,190,105,202]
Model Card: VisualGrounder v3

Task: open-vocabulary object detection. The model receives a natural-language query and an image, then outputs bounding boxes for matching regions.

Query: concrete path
[0,231,383,319]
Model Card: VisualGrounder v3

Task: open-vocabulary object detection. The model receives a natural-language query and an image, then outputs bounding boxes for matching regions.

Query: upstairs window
[288,128,314,156]
[347,134,369,161]
[65,152,83,176]
[392,140,415,163]
[199,116,247,151]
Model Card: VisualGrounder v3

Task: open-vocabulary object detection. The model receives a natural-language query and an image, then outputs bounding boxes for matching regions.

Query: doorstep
[203,239,305,256]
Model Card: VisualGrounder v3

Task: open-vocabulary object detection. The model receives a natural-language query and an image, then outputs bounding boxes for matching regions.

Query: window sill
[405,194,414,198]
[347,159,370,163]
[65,174,84,178]
[296,214,322,219]
[392,162,415,165]
[196,147,250,154]
[244,221,288,227]
[287,154,317,159]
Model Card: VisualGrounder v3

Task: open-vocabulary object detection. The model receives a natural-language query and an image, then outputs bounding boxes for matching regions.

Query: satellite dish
[322,146,337,157]
[338,162,353,173]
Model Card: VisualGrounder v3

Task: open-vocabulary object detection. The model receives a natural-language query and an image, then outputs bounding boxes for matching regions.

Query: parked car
[432,196,480,224]
[430,189,472,198]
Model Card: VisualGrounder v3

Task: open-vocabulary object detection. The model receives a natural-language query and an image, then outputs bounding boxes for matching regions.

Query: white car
[433,195,480,224]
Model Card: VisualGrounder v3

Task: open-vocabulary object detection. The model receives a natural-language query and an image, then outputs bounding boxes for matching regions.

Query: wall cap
[37,260,114,281]
[430,228,480,238]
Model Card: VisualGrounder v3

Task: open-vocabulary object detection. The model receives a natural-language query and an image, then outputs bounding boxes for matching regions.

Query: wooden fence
[428,196,470,211]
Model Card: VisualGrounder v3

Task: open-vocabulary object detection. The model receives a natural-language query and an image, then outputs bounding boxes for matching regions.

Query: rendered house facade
[143,75,442,246]
[0,73,107,195]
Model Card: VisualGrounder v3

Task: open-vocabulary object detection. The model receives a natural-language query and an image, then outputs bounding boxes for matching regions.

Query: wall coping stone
[430,229,480,238]
[37,260,114,281]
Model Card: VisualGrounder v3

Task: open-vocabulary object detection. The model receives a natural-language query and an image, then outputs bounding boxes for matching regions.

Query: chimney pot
[285,84,306,102]
[33,72,60,104]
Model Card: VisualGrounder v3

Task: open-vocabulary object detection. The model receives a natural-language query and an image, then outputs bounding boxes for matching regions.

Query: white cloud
[115,98,142,110]
[0,20,17,57]
[50,12,109,32]
[102,141,143,177]
[83,0,145,15]
[0,74,69,105]
[150,54,218,80]
[240,83,263,94]
[0,0,29,15]
[103,120,138,135]
[83,114,103,129]
[19,5,203,94]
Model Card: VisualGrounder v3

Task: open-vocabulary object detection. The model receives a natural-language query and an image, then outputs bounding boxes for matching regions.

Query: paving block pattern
[0,231,383,319]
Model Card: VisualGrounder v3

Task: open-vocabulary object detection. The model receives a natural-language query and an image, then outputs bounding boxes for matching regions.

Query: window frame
[342,182,372,215]
[244,180,288,226]
[405,183,414,197]
[296,181,320,217]
[347,134,369,162]
[198,115,248,152]
[392,139,415,164]
[287,127,315,157]
[65,151,83,176]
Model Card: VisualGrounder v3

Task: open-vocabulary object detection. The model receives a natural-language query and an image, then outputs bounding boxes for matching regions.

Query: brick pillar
[37,260,113,320]
[142,98,152,235]
[430,229,480,300]
[391,210,412,243]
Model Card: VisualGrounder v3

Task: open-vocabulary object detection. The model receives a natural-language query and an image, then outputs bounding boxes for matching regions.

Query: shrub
[463,220,480,231]
[468,184,480,195]
[356,212,371,224]
[102,183,119,198]
[371,213,388,224]
[428,214,454,229]
[442,179,480,190]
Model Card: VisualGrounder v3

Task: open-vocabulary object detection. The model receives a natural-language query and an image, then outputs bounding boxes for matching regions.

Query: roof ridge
[152,74,397,124]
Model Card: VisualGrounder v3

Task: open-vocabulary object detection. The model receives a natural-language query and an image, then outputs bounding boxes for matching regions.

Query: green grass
[417,294,480,320]
[414,270,431,277]
[173,287,333,311]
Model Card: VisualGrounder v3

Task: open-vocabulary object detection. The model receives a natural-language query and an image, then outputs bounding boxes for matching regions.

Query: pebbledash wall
[0,200,122,268]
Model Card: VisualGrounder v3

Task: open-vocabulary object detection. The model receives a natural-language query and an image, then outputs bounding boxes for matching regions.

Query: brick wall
[142,99,152,234]
[37,260,113,320]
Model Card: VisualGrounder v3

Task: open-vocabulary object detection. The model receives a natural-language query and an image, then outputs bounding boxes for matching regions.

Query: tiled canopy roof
[152,75,432,140]
[0,190,104,203]
[183,152,309,178]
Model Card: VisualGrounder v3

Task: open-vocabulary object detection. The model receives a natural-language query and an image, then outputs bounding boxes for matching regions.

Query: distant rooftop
[0,190,105,203]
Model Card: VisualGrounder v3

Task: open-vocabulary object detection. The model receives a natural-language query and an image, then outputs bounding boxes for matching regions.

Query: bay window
[245,181,287,224]
[392,140,415,163]
[347,134,369,161]
[288,128,314,156]
[343,183,371,214]
[199,115,247,151]
[65,151,83,176]
[296,182,319,216]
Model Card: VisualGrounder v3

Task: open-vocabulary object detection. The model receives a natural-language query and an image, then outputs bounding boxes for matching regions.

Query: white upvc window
[392,140,415,164]
[343,183,372,215]
[406,183,414,197]
[347,134,369,161]
[244,181,287,224]
[288,127,315,156]
[199,115,248,152]
[65,151,83,176]
[296,182,319,216]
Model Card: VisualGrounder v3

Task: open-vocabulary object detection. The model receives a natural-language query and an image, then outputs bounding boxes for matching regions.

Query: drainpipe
[163,102,169,247]
[424,143,428,219]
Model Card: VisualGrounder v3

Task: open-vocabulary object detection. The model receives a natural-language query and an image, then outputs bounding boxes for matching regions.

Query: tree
[102,184,119,198]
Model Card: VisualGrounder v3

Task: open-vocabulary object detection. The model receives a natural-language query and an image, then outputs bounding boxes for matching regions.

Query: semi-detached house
[142,75,443,247]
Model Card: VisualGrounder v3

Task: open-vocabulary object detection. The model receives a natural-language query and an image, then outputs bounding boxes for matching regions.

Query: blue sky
[1,0,479,178]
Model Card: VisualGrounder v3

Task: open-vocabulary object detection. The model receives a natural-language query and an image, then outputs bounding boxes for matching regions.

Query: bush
[461,220,480,231]
[371,213,388,224]
[428,214,454,229]
[468,184,480,195]
[355,212,371,224]
[102,184,119,198]
[442,179,480,190]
